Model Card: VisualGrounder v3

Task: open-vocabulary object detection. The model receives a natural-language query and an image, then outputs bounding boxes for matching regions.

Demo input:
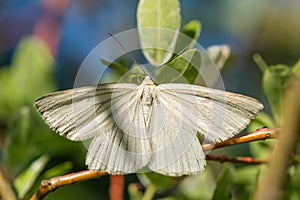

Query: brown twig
[206,155,268,165]
[0,166,17,200]
[30,170,106,200]
[202,127,278,151]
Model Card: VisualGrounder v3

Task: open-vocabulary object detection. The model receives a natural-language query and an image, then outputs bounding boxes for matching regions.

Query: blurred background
[1,0,300,90]
[0,0,299,199]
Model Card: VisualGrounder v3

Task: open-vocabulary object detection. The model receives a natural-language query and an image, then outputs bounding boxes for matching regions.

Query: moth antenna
[108,33,147,75]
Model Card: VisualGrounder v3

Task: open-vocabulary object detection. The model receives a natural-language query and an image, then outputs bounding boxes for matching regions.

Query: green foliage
[0,37,86,199]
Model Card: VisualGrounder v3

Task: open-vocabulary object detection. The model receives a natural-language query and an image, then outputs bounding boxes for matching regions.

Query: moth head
[141,76,155,86]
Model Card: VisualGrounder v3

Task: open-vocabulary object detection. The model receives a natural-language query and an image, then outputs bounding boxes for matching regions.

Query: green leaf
[137,0,181,66]
[212,165,234,200]
[263,64,292,125]
[42,161,73,179]
[175,20,202,52]
[156,48,201,84]
[14,155,49,199]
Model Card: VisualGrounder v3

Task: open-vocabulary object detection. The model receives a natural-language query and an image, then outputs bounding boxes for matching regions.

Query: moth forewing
[157,83,263,143]
[147,85,204,176]
[34,86,101,141]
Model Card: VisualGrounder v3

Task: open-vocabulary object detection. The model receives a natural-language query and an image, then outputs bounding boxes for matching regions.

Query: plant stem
[110,175,124,200]
[0,167,17,200]
[254,73,300,200]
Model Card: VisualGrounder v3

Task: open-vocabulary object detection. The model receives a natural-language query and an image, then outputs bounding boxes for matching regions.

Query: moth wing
[147,93,205,176]
[35,83,151,174]
[35,83,134,140]
[87,95,152,174]
[157,83,263,142]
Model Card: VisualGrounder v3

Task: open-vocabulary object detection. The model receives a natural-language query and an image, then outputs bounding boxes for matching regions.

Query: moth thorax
[141,86,154,126]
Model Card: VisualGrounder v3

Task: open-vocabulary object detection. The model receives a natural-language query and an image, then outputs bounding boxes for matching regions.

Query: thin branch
[202,128,278,151]
[206,155,268,165]
[30,170,106,200]
[0,166,18,200]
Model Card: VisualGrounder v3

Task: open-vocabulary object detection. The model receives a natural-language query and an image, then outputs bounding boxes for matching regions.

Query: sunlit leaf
[137,0,181,66]
[42,161,73,179]
[14,155,49,199]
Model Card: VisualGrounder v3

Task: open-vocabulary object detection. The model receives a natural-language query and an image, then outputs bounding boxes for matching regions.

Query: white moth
[35,75,263,176]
